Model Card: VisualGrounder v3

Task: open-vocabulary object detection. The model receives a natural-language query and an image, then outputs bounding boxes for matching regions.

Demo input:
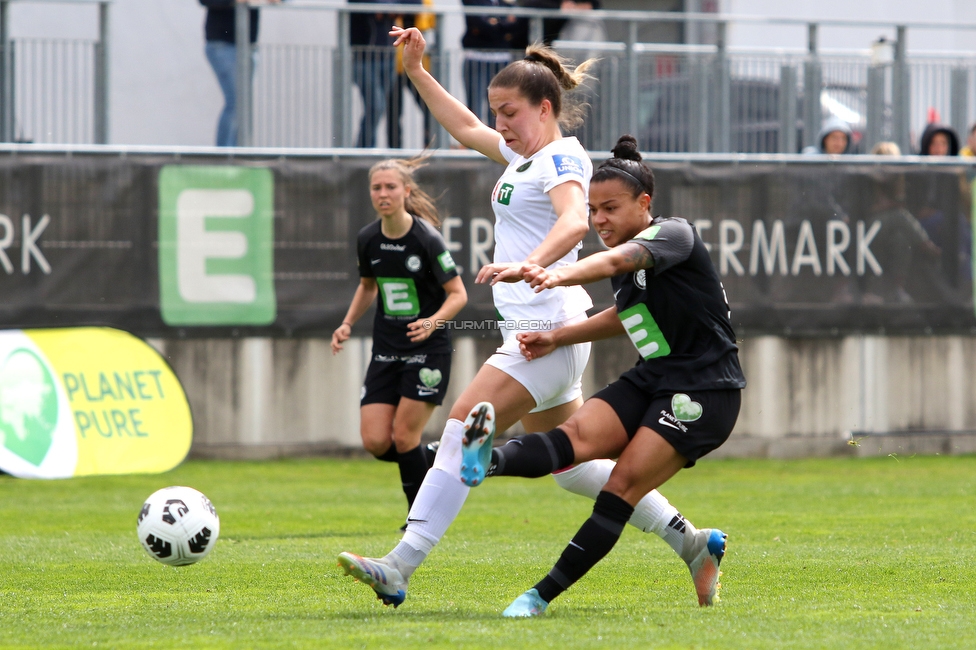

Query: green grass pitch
[1,454,974,649]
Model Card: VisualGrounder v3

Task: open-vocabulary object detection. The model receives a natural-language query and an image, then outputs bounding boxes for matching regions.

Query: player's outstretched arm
[331,278,378,354]
[479,182,589,285]
[518,307,623,360]
[524,242,654,291]
[391,27,505,163]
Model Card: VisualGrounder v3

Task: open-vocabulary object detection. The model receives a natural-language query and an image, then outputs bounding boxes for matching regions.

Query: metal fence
[9,1,976,153]
[241,4,976,154]
[0,0,109,145]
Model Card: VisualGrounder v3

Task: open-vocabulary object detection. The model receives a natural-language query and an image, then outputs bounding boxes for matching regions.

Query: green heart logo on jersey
[0,348,58,466]
[419,368,442,388]
[671,393,702,422]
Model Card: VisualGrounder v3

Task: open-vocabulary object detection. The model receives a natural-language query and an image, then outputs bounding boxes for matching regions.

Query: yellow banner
[0,328,192,479]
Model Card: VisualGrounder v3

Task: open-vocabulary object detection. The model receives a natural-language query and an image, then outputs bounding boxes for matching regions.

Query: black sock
[397,445,430,509]
[490,428,575,478]
[534,491,634,603]
[373,446,399,463]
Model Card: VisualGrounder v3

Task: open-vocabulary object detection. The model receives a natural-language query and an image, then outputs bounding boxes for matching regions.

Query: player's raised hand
[517,331,556,361]
[390,26,426,73]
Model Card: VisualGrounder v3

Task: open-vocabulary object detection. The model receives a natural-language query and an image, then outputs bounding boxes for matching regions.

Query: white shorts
[484,313,591,413]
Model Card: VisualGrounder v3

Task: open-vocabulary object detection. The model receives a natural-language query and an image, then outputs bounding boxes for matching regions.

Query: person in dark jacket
[351,0,401,148]
[919,122,960,156]
[200,0,278,146]
[461,0,528,126]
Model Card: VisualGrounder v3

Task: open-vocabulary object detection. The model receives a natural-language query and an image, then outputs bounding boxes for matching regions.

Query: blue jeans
[353,51,395,148]
[205,41,256,147]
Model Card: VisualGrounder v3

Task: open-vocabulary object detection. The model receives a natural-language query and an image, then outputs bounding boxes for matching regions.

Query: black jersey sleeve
[356,224,375,278]
[419,220,460,285]
[628,217,695,276]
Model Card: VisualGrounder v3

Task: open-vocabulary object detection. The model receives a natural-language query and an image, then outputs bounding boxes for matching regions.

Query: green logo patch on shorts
[419,367,442,388]
[671,393,703,422]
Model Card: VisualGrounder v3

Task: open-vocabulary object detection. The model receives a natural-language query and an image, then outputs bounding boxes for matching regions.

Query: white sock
[387,419,469,579]
[552,459,689,548]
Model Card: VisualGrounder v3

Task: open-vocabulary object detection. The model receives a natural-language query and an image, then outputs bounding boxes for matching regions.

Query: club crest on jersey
[406,255,422,272]
[552,154,583,177]
[634,269,646,289]
[516,160,533,172]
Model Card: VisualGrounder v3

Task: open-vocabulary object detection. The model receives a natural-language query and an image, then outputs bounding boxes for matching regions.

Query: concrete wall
[157,334,976,460]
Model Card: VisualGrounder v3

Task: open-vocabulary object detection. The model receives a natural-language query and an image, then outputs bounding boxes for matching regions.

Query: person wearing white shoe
[486,136,744,615]
[338,25,714,609]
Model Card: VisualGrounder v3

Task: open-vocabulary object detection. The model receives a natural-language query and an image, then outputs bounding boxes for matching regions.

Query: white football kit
[485,136,593,411]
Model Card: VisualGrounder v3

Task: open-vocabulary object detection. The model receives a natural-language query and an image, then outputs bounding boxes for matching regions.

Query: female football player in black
[470,135,746,616]
[331,158,467,519]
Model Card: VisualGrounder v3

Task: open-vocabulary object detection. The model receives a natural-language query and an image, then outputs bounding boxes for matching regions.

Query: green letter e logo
[618,303,671,359]
[159,166,276,325]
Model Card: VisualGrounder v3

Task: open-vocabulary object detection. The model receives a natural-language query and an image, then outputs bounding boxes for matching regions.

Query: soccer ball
[137,486,220,566]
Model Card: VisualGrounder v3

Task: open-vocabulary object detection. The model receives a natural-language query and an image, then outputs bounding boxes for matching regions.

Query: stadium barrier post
[235,2,252,147]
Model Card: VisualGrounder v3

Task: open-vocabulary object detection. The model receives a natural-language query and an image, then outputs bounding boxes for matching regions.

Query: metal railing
[0,0,109,144]
[227,3,976,153]
[9,1,976,153]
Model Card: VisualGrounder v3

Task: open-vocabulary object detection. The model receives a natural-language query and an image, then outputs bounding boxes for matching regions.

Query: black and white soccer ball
[137,486,220,566]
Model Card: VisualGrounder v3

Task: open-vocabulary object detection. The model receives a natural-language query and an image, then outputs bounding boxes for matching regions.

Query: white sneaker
[337,552,407,607]
[682,528,727,606]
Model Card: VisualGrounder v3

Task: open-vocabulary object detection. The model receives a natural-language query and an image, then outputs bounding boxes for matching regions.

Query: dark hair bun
[611,135,642,162]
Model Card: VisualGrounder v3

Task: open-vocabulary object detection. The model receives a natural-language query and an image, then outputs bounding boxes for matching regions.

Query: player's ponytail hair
[368,156,441,228]
[592,135,655,201]
[489,44,596,130]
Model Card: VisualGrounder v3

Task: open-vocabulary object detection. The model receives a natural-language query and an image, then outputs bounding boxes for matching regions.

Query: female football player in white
[331,158,467,520]
[338,27,723,610]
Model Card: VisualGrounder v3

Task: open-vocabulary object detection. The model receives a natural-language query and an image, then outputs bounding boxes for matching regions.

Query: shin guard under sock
[491,428,575,478]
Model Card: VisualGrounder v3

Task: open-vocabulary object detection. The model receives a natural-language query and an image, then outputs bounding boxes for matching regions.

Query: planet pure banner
[0,328,192,479]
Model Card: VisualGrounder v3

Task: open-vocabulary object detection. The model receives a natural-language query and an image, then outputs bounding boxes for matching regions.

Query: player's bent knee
[391,425,423,452]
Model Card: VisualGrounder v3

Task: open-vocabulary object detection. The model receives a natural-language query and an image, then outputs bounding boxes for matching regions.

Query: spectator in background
[351,0,399,148]
[461,0,527,127]
[520,0,565,45]
[388,0,435,148]
[960,123,976,157]
[802,115,852,154]
[200,0,279,147]
[871,141,901,156]
[557,1,604,45]
[919,122,960,156]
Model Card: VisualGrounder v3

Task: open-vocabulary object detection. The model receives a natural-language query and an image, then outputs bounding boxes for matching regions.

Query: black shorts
[591,377,741,467]
[361,352,452,407]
